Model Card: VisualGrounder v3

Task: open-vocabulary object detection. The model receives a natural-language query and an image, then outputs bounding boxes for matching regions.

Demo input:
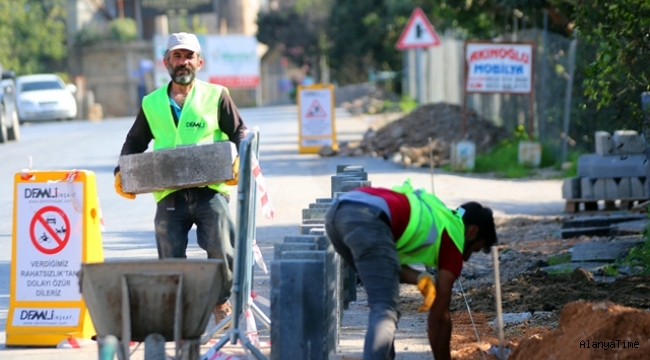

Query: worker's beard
[168,64,196,85]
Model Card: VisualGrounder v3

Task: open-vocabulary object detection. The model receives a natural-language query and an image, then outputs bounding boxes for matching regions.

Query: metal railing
[201,126,269,360]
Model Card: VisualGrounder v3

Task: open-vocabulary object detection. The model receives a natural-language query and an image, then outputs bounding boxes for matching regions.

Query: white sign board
[297,85,337,152]
[154,34,260,89]
[465,43,533,94]
[15,183,83,303]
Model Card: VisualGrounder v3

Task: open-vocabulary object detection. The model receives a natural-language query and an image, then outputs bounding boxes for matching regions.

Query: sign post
[396,7,441,105]
[462,42,535,137]
[297,84,337,154]
[6,170,104,346]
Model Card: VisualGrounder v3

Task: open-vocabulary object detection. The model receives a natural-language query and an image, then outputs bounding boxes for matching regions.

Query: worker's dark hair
[459,201,497,253]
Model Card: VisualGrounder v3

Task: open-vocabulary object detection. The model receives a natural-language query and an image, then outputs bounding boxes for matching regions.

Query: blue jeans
[154,187,235,304]
[325,200,402,360]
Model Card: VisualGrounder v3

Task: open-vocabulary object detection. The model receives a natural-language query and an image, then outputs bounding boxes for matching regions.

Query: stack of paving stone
[270,165,371,360]
[562,130,649,213]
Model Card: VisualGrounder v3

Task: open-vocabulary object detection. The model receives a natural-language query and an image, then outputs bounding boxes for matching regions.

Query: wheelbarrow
[79,259,227,360]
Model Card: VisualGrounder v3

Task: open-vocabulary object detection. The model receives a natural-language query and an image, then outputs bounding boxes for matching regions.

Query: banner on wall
[153,34,260,89]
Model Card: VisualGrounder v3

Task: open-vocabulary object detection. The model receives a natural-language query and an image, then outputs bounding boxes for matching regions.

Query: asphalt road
[0,105,565,359]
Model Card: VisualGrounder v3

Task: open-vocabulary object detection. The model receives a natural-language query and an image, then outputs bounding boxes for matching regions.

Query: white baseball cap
[167,32,201,53]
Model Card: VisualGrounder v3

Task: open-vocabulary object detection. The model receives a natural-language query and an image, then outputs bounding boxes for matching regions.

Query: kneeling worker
[324,179,497,360]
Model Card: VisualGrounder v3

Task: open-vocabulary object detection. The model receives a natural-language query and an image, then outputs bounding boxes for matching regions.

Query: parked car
[0,66,20,143]
[16,74,77,123]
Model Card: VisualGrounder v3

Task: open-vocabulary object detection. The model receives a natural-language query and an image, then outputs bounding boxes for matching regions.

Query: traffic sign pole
[395,7,441,106]
[416,48,423,105]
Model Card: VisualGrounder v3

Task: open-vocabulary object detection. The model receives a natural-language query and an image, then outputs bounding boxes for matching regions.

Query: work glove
[114,172,136,200]
[417,271,436,312]
[225,156,240,186]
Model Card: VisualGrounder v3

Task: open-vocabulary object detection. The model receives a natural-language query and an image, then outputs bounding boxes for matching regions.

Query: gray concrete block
[316,198,333,203]
[331,175,364,197]
[336,164,354,173]
[593,178,618,199]
[333,192,346,198]
[271,260,328,360]
[340,165,365,174]
[301,224,324,235]
[274,243,316,260]
[119,142,235,194]
[303,219,325,225]
[309,228,326,236]
[309,203,332,210]
[281,251,339,354]
[342,170,368,180]
[580,177,594,199]
[571,240,643,262]
[594,131,613,156]
[631,177,646,198]
[577,153,648,179]
[283,235,331,250]
[303,208,328,221]
[613,130,645,155]
[562,177,581,199]
[618,177,632,198]
[340,180,372,193]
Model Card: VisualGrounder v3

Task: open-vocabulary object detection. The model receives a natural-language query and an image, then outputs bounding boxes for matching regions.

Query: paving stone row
[270,165,371,360]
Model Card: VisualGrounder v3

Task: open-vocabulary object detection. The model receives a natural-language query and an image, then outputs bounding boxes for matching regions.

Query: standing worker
[324,179,497,360]
[113,32,248,325]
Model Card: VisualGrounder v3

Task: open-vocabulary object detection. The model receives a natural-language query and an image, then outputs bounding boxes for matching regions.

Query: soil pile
[509,300,650,360]
[338,103,510,167]
[461,268,650,315]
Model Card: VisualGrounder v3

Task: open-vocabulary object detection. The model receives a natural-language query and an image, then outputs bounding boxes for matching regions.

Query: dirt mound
[339,103,510,167]
[510,300,650,360]
[460,268,650,315]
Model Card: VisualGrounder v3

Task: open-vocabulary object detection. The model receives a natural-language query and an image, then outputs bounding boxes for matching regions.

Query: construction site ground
[2,105,649,359]
[249,107,650,359]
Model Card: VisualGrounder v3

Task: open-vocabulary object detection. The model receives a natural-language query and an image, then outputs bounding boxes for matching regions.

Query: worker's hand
[225,156,239,186]
[114,172,136,200]
[417,271,436,312]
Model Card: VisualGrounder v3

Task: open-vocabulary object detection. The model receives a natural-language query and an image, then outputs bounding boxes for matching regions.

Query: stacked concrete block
[270,164,373,358]
[613,130,645,155]
[271,260,328,360]
[594,131,614,156]
[119,142,235,194]
[273,242,316,260]
[275,235,341,357]
[563,130,649,211]
[330,165,372,304]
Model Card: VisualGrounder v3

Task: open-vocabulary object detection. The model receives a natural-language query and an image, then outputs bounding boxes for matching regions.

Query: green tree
[0,0,67,75]
[257,0,333,80]
[327,0,575,85]
[574,0,650,125]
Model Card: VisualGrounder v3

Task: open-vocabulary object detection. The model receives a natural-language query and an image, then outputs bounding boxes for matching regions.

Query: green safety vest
[142,80,230,203]
[391,180,465,267]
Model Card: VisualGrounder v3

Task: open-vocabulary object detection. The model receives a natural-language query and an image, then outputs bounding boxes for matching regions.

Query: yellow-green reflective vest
[391,180,465,267]
[142,80,230,203]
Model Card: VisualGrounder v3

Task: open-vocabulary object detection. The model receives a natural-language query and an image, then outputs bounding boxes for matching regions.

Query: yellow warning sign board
[297,84,338,154]
[6,170,104,346]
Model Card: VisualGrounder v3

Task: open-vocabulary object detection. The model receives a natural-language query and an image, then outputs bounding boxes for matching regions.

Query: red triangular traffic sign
[396,8,441,50]
[305,99,327,118]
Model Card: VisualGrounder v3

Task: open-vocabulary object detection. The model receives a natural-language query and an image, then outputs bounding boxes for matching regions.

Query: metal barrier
[201,126,270,360]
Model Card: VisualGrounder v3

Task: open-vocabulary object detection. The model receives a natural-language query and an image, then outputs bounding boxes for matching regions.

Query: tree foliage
[0,0,67,75]
[257,0,332,79]
[574,0,650,122]
[327,0,575,85]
